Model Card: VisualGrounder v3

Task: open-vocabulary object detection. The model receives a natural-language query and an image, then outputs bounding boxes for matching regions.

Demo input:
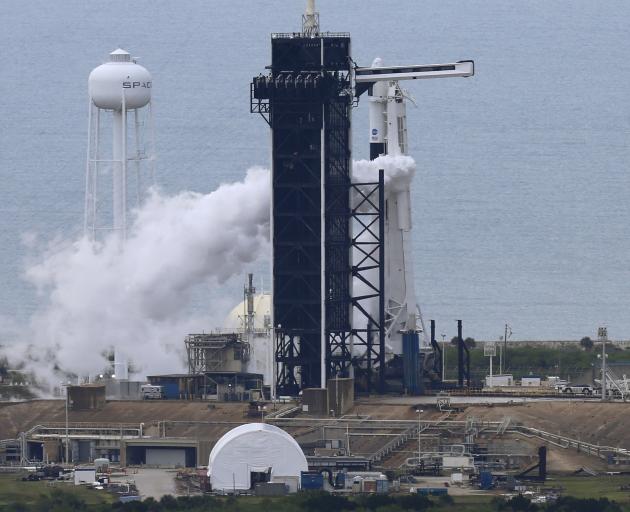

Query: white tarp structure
[74,467,96,485]
[207,423,308,492]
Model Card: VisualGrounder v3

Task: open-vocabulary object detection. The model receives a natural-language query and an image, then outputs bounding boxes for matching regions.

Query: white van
[141,384,164,400]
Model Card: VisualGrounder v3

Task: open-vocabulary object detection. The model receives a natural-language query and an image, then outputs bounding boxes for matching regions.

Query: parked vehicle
[141,384,164,400]
[556,384,593,395]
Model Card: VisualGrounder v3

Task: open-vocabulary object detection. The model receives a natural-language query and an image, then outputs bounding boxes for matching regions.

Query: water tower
[84,48,155,239]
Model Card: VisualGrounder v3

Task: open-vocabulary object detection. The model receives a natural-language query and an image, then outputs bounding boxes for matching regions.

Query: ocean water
[1,0,629,342]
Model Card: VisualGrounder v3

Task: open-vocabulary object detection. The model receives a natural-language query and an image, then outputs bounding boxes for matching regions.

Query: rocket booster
[368,60,423,350]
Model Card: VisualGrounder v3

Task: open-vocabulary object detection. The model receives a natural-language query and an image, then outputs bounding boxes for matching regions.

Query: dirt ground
[457,401,630,449]
[130,468,178,500]
[350,398,627,473]
[0,400,250,439]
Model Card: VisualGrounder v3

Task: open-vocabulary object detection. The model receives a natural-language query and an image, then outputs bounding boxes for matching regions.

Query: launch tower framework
[252,32,386,395]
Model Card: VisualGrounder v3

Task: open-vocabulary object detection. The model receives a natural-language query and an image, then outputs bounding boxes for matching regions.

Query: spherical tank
[89,48,151,110]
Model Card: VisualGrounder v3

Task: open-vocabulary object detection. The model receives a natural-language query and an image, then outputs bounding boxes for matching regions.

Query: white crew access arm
[355,60,474,83]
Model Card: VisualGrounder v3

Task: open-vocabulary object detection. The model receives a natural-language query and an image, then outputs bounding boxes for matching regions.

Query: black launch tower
[251,32,354,394]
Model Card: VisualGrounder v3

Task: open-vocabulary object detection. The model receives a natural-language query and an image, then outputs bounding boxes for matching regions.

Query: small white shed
[207,423,307,493]
[521,376,541,387]
[485,374,513,387]
[74,467,96,485]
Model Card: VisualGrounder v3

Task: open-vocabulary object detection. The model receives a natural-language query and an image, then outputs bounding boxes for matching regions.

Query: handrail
[511,425,630,458]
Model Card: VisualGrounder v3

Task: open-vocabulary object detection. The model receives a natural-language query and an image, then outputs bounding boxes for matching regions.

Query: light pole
[415,409,424,467]
[346,423,351,456]
[598,327,608,401]
[258,405,267,422]
[441,334,446,380]
[62,383,70,464]
[503,324,512,372]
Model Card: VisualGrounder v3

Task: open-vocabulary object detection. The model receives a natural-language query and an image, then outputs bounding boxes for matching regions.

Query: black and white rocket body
[364,57,474,357]
[367,62,423,356]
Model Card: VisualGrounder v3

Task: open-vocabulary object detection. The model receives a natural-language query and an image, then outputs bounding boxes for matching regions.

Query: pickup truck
[556,384,593,395]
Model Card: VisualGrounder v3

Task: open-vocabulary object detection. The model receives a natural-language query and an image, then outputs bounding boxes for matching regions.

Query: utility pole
[64,384,69,464]
[441,334,446,380]
[503,324,511,372]
[415,409,424,467]
[346,424,351,456]
[599,327,608,401]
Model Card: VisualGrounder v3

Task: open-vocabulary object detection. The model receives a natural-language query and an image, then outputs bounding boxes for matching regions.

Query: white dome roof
[208,423,307,491]
[223,293,271,331]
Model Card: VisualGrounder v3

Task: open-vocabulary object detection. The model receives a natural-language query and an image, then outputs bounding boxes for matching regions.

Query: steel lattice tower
[251,30,354,394]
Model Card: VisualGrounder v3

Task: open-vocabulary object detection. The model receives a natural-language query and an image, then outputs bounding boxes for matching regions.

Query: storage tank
[94,458,110,472]
[301,471,324,490]
[223,291,272,384]
[89,49,151,110]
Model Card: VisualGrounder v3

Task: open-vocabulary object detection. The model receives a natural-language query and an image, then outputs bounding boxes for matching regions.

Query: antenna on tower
[302,0,319,36]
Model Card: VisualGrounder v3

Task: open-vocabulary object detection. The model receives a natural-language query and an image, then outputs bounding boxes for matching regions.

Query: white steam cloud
[351,154,416,192]
[2,155,414,390]
[4,167,270,387]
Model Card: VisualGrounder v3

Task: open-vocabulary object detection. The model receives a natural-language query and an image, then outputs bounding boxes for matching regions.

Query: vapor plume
[2,155,413,390]
[352,154,416,191]
[2,167,270,388]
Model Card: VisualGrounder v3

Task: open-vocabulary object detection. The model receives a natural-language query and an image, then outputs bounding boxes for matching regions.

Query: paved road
[132,468,177,500]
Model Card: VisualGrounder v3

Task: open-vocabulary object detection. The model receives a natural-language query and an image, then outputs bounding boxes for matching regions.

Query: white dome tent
[207,423,308,493]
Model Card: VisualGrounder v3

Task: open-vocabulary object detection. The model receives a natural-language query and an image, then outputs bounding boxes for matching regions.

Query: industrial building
[146,372,264,401]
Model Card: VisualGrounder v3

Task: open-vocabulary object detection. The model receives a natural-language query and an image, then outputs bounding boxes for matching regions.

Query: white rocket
[360,58,474,354]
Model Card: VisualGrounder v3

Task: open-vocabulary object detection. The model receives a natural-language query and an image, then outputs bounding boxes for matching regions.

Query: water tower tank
[88,48,152,110]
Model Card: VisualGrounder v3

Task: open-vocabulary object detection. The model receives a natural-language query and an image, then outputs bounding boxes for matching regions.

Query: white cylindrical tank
[89,48,152,110]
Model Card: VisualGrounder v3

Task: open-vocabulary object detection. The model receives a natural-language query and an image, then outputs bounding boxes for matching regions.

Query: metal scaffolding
[251,33,353,395]
[185,333,248,374]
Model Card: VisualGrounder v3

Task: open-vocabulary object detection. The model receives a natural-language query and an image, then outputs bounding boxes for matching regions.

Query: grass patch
[0,474,114,508]
[544,475,630,503]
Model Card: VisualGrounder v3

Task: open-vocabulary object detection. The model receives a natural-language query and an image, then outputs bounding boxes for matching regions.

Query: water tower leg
[112,110,124,235]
